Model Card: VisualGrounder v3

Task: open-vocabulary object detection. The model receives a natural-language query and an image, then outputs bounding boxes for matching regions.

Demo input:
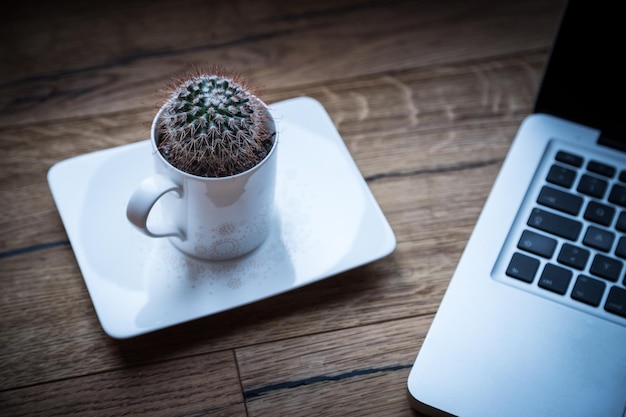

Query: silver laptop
[407,0,626,416]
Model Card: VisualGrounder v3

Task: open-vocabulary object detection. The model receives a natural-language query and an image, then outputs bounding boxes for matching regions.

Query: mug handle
[126,174,185,240]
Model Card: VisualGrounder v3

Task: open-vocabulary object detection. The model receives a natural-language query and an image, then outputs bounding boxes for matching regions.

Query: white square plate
[48,97,396,338]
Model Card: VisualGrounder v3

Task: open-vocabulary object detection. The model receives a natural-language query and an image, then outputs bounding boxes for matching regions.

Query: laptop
[406,0,626,416]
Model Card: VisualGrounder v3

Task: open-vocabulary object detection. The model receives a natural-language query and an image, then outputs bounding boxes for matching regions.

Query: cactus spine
[157,69,274,177]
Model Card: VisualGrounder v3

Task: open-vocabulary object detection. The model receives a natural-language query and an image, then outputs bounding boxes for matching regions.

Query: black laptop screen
[534,0,625,152]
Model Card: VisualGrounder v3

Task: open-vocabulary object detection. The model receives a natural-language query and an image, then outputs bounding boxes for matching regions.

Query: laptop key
[571,275,606,307]
[589,254,623,282]
[527,208,582,241]
[555,150,583,168]
[538,264,572,295]
[608,184,626,207]
[557,243,590,270]
[537,186,582,215]
[617,211,626,232]
[604,286,626,318]
[587,160,616,178]
[583,201,615,226]
[582,226,615,252]
[506,252,539,283]
[577,174,608,199]
[517,230,557,258]
[616,237,626,259]
[546,164,577,188]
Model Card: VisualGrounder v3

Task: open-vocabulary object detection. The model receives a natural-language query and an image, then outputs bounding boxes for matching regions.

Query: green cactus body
[157,72,274,177]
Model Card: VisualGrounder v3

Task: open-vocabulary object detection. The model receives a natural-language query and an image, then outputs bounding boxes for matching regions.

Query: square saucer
[47,97,396,338]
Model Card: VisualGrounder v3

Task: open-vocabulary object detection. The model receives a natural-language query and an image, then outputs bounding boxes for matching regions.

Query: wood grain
[3,56,535,390]
[0,0,566,415]
[0,0,562,126]
[0,237,446,391]
[0,53,543,253]
[0,351,246,417]
[238,316,431,416]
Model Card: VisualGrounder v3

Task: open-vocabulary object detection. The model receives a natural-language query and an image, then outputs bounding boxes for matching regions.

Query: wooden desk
[0,0,565,415]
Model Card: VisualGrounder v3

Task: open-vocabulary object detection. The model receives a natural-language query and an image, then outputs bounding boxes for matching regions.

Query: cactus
[156,68,275,177]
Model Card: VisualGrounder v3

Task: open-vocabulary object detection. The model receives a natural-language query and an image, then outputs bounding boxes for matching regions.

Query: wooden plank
[1,55,536,390]
[0,53,543,253]
[0,350,246,417]
[1,156,487,390]
[237,316,432,416]
[0,235,445,391]
[0,1,569,414]
[1,0,377,82]
[0,0,564,126]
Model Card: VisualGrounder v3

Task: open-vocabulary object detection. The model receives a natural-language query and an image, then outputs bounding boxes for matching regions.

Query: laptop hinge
[599,135,626,153]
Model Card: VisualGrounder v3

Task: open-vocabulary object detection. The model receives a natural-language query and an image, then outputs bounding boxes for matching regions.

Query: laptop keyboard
[505,149,626,323]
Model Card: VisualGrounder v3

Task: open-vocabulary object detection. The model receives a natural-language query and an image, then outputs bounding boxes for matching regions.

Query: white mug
[126,106,278,260]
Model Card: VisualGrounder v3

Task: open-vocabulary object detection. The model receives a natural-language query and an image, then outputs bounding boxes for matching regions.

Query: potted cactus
[126,66,279,260]
[156,67,275,177]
